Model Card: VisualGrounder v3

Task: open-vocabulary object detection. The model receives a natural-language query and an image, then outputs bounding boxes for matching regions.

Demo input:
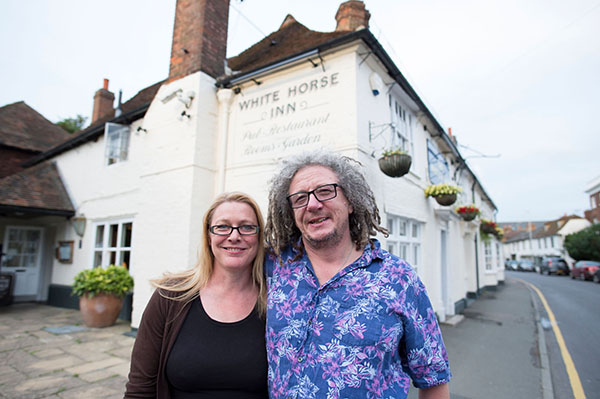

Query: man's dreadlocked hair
[265,150,388,257]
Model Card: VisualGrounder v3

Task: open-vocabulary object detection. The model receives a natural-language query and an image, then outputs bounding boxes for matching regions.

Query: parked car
[571,260,600,281]
[518,259,534,272]
[538,257,570,276]
[505,260,519,271]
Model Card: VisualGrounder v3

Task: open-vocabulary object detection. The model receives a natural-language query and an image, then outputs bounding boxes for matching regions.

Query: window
[388,95,414,155]
[427,139,449,185]
[484,242,493,271]
[496,243,502,269]
[105,122,130,165]
[93,220,133,268]
[386,214,422,272]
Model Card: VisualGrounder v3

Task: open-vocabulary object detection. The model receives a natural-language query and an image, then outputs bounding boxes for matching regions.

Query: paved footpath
[1,276,548,399]
[0,304,133,399]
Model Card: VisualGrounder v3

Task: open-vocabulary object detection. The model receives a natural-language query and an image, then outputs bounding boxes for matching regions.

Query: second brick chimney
[92,78,115,123]
[335,0,371,31]
[168,0,230,82]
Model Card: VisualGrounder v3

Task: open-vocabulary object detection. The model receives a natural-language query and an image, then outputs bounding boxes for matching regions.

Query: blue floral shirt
[266,240,451,399]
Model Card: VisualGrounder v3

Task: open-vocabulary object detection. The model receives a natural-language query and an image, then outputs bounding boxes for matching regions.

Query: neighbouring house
[0,0,503,327]
[584,175,600,224]
[500,215,591,267]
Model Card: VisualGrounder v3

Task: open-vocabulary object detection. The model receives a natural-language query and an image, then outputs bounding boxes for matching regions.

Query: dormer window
[105,122,130,165]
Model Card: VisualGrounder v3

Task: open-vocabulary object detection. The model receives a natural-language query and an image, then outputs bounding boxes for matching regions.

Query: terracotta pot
[378,153,412,178]
[434,193,457,206]
[79,293,123,328]
[460,211,478,221]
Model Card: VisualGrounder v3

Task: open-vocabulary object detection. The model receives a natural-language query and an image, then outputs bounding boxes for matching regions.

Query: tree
[564,224,600,261]
[57,115,87,134]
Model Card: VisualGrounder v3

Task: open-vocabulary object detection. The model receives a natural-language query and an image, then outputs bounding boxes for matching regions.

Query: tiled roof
[226,16,351,77]
[0,162,74,215]
[500,216,583,242]
[0,101,72,152]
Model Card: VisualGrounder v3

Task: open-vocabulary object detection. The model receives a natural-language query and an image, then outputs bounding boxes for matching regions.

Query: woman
[125,192,268,398]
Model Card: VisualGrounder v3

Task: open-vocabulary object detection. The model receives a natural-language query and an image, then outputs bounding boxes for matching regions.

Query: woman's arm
[124,290,166,398]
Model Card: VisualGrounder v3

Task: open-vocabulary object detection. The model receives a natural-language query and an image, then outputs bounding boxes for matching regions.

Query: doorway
[1,226,44,298]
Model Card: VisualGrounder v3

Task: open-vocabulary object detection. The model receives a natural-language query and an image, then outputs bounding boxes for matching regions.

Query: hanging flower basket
[425,184,462,207]
[480,219,497,235]
[378,150,412,178]
[455,205,480,221]
[434,193,457,206]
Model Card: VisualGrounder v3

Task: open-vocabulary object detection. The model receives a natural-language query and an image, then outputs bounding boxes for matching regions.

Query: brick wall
[168,0,230,81]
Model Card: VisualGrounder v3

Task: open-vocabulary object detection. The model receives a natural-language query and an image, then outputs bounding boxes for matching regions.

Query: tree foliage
[57,114,87,134]
[564,224,600,261]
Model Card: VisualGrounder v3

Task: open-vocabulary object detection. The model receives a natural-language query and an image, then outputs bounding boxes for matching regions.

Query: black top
[165,297,268,399]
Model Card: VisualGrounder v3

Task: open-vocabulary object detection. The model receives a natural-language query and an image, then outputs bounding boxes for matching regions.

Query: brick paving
[0,303,133,399]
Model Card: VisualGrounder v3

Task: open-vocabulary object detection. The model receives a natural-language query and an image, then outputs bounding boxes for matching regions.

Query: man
[265,150,451,399]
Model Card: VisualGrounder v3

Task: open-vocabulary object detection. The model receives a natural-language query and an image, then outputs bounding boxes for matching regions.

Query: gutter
[0,204,74,217]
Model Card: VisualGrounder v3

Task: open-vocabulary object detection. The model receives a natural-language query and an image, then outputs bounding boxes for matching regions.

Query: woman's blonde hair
[152,192,266,316]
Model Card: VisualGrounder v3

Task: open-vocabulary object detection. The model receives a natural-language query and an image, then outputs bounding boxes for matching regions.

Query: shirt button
[307,319,312,326]
[298,356,304,363]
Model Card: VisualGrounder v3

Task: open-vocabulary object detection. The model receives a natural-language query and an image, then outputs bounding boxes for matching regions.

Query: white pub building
[0,0,503,328]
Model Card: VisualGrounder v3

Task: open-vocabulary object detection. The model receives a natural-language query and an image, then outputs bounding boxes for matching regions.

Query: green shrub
[564,224,600,261]
[72,265,134,298]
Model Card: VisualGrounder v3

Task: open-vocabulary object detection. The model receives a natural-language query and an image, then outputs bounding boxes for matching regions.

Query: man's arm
[419,383,449,399]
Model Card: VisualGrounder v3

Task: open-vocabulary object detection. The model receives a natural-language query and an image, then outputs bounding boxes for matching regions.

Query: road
[507,270,600,398]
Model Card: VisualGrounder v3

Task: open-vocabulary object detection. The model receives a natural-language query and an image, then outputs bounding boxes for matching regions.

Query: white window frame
[92,219,133,268]
[388,95,414,156]
[105,122,130,165]
[386,214,422,272]
[484,241,493,271]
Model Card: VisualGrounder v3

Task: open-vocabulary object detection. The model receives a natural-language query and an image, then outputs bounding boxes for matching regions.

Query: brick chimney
[335,0,370,32]
[168,0,230,82]
[91,78,115,123]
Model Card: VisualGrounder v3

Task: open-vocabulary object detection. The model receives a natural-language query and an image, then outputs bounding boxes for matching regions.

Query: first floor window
[93,220,133,268]
[105,122,130,165]
[386,214,422,272]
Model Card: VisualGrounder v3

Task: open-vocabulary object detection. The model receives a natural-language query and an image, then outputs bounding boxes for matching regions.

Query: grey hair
[265,150,388,256]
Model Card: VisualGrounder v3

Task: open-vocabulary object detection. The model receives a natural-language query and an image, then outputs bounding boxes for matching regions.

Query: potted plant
[494,226,504,240]
[480,219,497,235]
[455,205,480,221]
[424,183,462,206]
[72,265,134,328]
[378,148,412,178]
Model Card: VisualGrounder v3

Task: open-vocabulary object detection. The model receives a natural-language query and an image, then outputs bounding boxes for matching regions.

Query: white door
[1,226,43,297]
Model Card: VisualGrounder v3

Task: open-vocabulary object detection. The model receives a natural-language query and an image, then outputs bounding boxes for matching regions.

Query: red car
[571,260,600,281]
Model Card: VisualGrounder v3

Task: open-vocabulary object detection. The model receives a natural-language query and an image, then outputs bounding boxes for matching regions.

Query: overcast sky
[1,0,599,222]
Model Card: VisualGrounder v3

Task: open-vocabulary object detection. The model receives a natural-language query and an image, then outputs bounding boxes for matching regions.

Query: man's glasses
[287,183,340,209]
[209,225,259,236]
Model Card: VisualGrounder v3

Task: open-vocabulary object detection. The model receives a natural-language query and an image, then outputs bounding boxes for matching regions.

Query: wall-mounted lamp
[369,72,384,96]
[177,90,195,108]
[71,215,86,237]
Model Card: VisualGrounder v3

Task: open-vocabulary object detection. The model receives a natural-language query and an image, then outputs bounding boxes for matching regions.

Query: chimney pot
[335,0,371,32]
[92,78,115,123]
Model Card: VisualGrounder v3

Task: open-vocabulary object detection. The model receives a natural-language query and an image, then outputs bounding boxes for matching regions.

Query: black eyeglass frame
[287,183,341,209]
[209,225,260,236]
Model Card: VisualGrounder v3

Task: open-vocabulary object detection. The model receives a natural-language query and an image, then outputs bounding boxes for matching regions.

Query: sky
[1,0,599,222]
